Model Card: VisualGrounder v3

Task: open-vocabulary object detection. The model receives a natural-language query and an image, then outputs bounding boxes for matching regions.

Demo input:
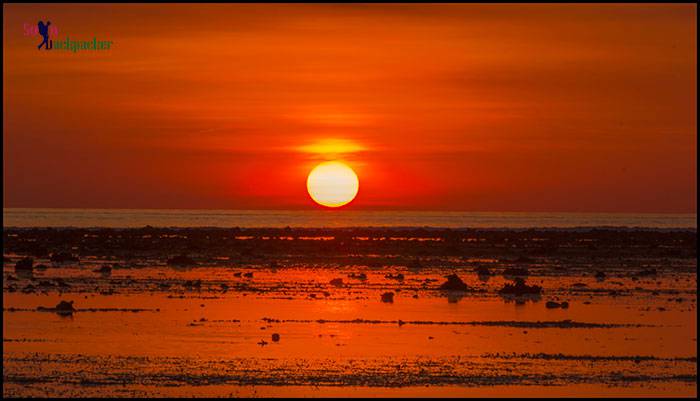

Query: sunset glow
[3,4,696,212]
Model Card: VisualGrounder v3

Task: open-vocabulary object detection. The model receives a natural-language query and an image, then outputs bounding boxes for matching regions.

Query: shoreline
[3,225,698,231]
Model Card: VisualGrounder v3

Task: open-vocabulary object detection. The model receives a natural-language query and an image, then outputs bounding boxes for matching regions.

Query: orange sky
[3,4,697,212]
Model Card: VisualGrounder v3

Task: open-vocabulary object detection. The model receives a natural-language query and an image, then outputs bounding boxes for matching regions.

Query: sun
[307,161,359,208]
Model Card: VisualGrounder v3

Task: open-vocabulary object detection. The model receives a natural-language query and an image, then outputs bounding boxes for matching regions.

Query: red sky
[3,4,697,212]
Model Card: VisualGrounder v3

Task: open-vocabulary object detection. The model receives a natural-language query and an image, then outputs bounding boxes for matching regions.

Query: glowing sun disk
[306,161,359,208]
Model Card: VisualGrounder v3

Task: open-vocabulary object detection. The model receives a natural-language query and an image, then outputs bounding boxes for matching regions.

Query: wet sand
[3,227,697,397]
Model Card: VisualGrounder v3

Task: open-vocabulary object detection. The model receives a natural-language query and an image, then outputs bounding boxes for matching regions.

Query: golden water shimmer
[3,227,696,397]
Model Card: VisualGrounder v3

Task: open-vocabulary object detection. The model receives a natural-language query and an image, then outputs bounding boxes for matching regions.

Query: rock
[595,271,606,280]
[93,265,112,274]
[50,252,79,264]
[546,301,561,308]
[381,292,395,303]
[233,272,242,277]
[55,300,75,315]
[35,264,49,270]
[330,278,344,287]
[167,255,195,266]
[438,274,469,291]
[54,278,70,288]
[348,273,367,280]
[22,284,36,293]
[561,301,569,309]
[243,272,253,278]
[6,275,18,281]
[385,273,404,281]
[475,266,491,276]
[637,268,657,277]
[447,292,465,303]
[15,257,33,271]
[513,256,535,264]
[498,278,542,295]
[503,267,529,277]
[184,280,202,289]
[271,333,280,342]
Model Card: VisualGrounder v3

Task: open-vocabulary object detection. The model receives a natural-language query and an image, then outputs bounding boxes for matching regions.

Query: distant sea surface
[2,208,696,229]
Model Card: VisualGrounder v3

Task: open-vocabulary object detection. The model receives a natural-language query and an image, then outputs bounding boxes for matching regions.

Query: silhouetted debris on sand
[50,252,79,264]
[271,333,280,342]
[381,292,395,303]
[637,268,658,277]
[261,316,650,328]
[55,301,75,314]
[93,265,112,274]
[167,255,196,266]
[503,267,530,277]
[595,271,606,280]
[499,278,542,295]
[409,259,423,269]
[184,280,202,289]
[35,264,48,270]
[483,352,697,362]
[4,227,695,263]
[348,273,367,280]
[546,301,570,309]
[37,300,76,315]
[15,257,33,271]
[385,273,404,281]
[475,266,491,276]
[243,272,253,278]
[54,278,70,288]
[438,274,469,291]
[257,339,268,346]
[330,278,344,287]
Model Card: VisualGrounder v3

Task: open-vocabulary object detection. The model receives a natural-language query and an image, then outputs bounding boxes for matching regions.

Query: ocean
[2,208,696,229]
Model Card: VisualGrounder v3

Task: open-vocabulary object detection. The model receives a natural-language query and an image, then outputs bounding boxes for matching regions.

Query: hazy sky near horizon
[3,4,697,212]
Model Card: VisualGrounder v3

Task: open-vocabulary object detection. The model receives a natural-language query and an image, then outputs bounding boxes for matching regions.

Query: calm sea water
[2,208,696,229]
